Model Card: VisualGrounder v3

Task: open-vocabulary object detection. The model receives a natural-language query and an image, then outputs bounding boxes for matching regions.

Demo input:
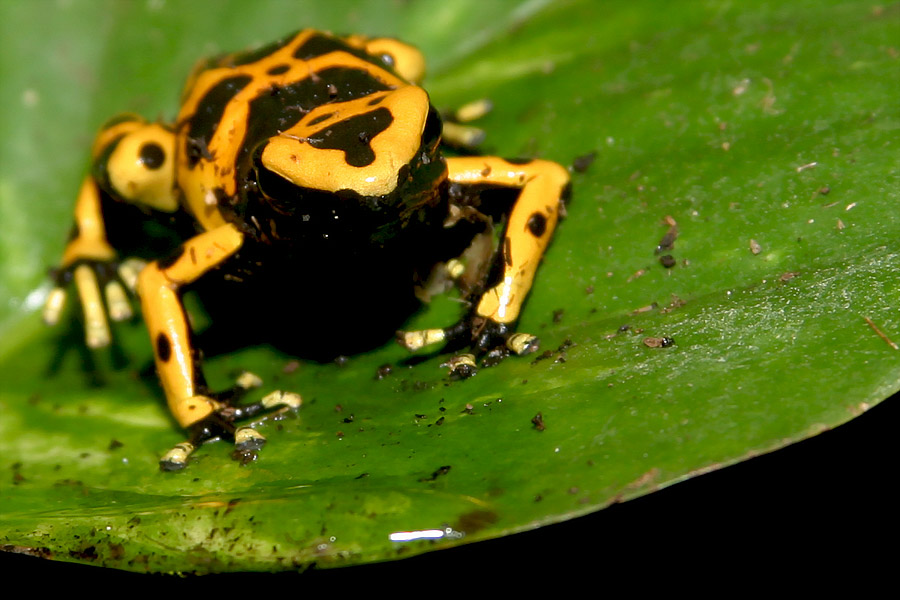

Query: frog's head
[350,35,427,85]
[249,84,446,242]
[92,114,179,213]
[257,85,442,199]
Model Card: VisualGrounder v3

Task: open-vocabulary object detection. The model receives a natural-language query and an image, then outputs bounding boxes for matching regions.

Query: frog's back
[173,30,427,232]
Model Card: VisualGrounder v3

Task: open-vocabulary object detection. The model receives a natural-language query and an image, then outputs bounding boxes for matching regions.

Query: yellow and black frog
[44,30,570,470]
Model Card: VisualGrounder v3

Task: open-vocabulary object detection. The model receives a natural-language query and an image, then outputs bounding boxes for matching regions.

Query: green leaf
[1,0,898,574]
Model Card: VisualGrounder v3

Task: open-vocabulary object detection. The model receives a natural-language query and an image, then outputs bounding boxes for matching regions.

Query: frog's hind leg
[399,156,570,372]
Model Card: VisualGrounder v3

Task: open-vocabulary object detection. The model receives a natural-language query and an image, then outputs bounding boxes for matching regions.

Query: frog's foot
[43,258,146,348]
[399,319,540,355]
[158,426,271,471]
[399,316,540,377]
[158,410,241,472]
[159,385,302,471]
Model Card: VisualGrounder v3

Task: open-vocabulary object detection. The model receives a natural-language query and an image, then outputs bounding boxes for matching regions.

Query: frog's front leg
[43,175,136,348]
[399,156,570,373]
[44,116,177,347]
[138,224,300,471]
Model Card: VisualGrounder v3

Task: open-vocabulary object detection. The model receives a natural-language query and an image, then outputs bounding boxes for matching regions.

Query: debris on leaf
[571,151,597,173]
[643,336,675,348]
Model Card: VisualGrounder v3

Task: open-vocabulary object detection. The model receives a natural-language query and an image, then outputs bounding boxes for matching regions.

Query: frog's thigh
[446,156,570,324]
[137,224,244,427]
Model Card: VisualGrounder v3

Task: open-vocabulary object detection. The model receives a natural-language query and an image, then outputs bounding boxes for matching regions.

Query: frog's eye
[98,124,179,213]
[364,38,425,84]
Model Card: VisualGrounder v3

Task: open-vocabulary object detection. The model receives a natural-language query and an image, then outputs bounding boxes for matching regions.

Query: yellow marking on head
[91,114,145,158]
[361,38,426,84]
[261,85,429,197]
[177,47,409,226]
[106,123,179,212]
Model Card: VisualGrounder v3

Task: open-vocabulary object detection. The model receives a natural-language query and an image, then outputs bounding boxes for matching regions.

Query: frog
[43,29,571,471]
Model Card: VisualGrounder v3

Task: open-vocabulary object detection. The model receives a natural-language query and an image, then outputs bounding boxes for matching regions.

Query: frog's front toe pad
[234,426,267,450]
[397,328,446,351]
[159,442,196,472]
[441,353,478,380]
[506,332,539,355]
[260,390,302,411]
[232,426,267,465]
[227,389,302,421]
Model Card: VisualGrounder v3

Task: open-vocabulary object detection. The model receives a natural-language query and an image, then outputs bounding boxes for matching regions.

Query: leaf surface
[1,0,898,573]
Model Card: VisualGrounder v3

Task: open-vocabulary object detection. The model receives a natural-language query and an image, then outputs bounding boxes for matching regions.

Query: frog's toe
[441,122,486,149]
[42,287,68,326]
[442,98,492,150]
[235,371,263,391]
[397,328,446,351]
[104,280,133,321]
[159,442,196,472]
[441,353,478,380]
[506,332,539,355]
[117,258,147,292]
[232,426,267,465]
[73,264,112,348]
[234,426,267,451]
[261,390,302,411]
[230,388,301,419]
[452,98,493,123]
